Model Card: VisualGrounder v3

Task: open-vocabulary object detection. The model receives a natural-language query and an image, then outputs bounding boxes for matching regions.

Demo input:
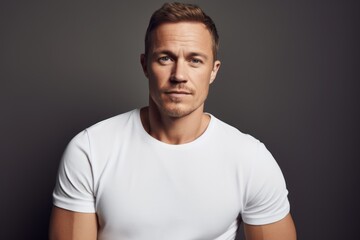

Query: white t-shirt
[53,109,290,240]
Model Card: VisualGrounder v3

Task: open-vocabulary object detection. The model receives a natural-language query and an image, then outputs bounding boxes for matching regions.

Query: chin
[160,103,202,118]
[162,107,191,118]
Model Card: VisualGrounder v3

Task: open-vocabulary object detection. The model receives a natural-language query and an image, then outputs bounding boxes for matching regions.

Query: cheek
[149,66,170,85]
[192,71,212,90]
[192,82,210,103]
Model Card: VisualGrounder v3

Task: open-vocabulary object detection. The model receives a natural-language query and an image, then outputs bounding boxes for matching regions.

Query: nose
[170,60,187,83]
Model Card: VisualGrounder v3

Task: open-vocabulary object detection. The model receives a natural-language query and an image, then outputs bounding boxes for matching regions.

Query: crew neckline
[134,108,215,149]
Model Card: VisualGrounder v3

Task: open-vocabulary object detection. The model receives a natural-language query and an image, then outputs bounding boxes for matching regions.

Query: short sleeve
[52,130,96,213]
[241,142,290,225]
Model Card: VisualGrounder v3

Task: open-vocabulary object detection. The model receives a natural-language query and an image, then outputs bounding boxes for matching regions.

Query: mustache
[162,85,194,94]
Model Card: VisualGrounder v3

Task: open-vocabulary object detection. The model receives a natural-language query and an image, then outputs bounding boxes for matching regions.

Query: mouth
[164,90,192,99]
[164,88,192,95]
[165,91,191,95]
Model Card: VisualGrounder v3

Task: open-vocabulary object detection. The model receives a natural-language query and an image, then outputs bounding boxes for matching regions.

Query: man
[50,2,296,240]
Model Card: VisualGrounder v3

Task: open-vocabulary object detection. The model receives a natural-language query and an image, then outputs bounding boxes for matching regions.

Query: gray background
[1,0,359,239]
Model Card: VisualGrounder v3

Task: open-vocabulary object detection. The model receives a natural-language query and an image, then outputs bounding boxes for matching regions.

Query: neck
[140,103,210,145]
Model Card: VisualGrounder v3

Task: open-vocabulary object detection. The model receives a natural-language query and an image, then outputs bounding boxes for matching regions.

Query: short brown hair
[144,2,219,60]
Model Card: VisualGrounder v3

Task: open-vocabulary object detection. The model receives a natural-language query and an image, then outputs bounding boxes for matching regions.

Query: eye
[190,58,203,65]
[158,56,173,64]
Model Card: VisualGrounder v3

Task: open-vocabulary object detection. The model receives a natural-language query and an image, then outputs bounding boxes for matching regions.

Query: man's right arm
[49,206,98,240]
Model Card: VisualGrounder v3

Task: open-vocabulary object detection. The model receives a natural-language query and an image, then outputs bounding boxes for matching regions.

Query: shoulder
[209,114,261,153]
[66,108,139,158]
[209,114,282,176]
[85,109,138,136]
[68,109,138,145]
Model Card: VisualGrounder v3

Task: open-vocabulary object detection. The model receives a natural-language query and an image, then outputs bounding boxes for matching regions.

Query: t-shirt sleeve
[241,142,290,225]
[52,130,96,213]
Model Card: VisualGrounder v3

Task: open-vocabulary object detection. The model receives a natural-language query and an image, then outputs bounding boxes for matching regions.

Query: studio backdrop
[1,0,359,239]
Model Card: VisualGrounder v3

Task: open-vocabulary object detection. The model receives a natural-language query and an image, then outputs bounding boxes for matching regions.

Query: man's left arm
[243,213,296,240]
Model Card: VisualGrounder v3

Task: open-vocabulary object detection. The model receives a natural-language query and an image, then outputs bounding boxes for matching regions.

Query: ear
[209,60,221,84]
[140,54,148,78]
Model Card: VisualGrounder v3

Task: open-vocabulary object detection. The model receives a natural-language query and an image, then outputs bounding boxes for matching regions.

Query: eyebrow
[152,50,209,60]
[152,50,175,59]
[188,52,209,60]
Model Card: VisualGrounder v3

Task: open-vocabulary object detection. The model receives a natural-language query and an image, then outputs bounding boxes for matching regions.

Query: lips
[166,91,191,94]
[164,90,192,100]
[164,88,192,95]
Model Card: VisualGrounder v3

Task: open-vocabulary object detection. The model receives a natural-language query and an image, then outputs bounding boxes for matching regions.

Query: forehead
[150,22,213,55]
